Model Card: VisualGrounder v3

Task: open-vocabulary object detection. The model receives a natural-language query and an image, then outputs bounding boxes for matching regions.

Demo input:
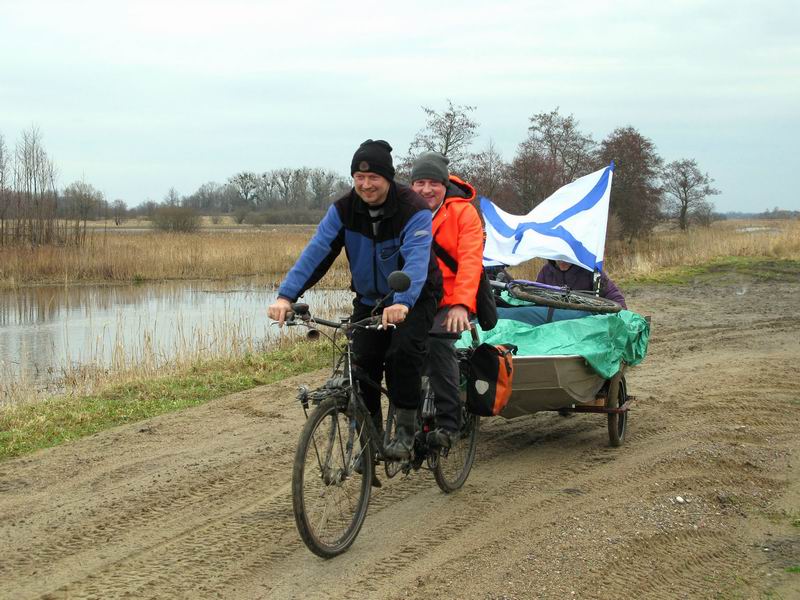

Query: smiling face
[411,178,447,210]
[353,172,390,206]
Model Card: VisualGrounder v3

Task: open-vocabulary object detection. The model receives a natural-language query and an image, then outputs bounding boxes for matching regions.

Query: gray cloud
[1,0,798,211]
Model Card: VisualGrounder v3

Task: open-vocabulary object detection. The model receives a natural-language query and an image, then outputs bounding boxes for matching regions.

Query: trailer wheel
[607,376,627,447]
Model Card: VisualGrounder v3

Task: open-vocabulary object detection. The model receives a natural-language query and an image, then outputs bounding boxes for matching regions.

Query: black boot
[384,408,416,460]
[427,427,457,449]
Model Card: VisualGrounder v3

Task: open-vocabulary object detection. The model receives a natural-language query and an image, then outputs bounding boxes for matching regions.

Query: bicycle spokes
[294,402,372,557]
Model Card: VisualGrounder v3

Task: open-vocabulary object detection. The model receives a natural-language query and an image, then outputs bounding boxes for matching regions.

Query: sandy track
[1,273,799,599]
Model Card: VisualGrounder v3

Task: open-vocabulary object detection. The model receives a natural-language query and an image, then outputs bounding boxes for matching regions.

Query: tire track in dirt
[259,345,796,598]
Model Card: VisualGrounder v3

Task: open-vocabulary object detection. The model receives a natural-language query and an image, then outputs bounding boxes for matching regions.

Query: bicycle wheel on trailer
[607,375,628,447]
[291,396,374,558]
[507,283,622,314]
[433,407,479,493]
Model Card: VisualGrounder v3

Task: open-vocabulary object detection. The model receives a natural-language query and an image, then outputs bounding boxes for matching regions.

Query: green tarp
[456,309,650,379]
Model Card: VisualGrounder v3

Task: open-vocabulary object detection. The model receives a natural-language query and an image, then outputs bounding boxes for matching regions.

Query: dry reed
[2,219,797,287]
[605,220,800,279]
[0,227,350,288]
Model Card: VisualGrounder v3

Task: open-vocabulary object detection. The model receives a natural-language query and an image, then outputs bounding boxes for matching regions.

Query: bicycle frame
[289,310,391,471]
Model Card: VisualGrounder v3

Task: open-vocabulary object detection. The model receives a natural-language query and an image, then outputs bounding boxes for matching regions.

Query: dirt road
[2,268,799,599]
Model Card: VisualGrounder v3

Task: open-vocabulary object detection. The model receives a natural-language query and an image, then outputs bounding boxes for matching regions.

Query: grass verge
[619,257,800,286]
[0,340,330,461]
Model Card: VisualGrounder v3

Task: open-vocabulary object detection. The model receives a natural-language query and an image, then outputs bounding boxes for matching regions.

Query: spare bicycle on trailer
[285,272,480,558]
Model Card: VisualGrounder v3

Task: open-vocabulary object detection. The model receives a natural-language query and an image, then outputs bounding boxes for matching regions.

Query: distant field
[0,223,348,288]
[85,217,318,230]
[0,219,798,287]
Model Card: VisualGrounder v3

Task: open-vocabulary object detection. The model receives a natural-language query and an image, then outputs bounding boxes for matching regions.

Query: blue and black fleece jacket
[277,183,442,308]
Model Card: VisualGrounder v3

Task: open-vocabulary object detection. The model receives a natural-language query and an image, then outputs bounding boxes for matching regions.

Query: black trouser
[427,334,462,432]
[427,307,465,432]
[351,294,437,414]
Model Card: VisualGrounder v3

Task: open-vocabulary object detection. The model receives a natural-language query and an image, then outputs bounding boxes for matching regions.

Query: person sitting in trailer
[535,259,626,309]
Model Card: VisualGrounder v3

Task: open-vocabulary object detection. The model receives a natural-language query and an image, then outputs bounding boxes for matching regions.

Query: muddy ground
[2,268,799,599]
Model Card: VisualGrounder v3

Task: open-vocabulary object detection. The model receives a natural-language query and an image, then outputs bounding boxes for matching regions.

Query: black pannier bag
[465,343,517,416]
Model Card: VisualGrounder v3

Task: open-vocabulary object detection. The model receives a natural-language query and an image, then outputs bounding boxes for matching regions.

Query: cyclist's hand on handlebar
[268,297,293,327]
[381,303,408,328]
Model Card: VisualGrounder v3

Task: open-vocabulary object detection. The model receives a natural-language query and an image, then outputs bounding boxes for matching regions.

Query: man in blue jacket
[268,139,442,459]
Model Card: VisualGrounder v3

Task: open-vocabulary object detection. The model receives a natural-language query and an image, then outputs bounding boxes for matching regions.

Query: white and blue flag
[482,163,614,271]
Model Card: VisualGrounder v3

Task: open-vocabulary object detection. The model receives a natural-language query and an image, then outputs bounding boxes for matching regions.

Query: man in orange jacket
[411,151,484,446]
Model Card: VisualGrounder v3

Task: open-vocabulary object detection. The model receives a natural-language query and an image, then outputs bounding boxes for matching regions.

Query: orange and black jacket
[432,176,484,312]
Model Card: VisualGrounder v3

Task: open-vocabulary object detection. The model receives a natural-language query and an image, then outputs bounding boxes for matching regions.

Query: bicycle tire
[607,376,628,447]
[291,396,373,558]
[507,283,622,314]
[433,407,479,493]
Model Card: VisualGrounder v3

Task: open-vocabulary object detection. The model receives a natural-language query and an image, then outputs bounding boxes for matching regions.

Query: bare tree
[163,187,181,207]
[272,168,294,207]
[662,159,720,230]
[508,108,595,210]
[463,140,512,206]
[13,126,59,245]
[63,180,105,243]
[254,173,275,208]
[228,171,259,208]
[398,100,479,178]
[597,126,663,240]
[111,199,127,225]
[526,108,596,185]
[309,168,348,209]
[691,202,716,227]
[0,133,9,244]
[507,140,561,211]
[289,167,311,209]
[184,182,222,211]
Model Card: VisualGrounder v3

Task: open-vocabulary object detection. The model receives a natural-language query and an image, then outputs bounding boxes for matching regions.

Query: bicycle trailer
[457,302,650,446]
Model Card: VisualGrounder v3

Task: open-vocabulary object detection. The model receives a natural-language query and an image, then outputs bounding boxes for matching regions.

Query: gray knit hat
[411,151,450,184]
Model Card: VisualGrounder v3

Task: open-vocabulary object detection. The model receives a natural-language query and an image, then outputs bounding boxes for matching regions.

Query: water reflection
[0,280,353,389]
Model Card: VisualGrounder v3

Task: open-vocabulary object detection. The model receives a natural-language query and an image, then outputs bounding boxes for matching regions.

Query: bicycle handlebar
[285,304,392,332]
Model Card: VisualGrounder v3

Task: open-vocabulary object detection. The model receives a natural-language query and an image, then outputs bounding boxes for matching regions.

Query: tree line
[1,104,730,243]
[0,127,128,245]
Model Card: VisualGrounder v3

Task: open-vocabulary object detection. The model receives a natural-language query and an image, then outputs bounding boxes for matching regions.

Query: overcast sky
[2,0,798,212]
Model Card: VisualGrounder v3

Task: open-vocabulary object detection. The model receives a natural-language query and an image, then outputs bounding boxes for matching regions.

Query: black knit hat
[350,139,395,182]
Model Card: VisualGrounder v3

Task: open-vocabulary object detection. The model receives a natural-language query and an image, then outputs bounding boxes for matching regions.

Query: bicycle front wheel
[507,283,622,314]
[292,397,374,558]
[433,410,479,493]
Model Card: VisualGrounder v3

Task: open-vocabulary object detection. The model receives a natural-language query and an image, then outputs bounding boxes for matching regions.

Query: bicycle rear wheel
[433,408,479,493]
[292,396,373,558]
[507,283,622,314]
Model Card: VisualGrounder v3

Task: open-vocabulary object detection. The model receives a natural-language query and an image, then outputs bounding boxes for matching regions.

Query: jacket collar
[444,175,476,204]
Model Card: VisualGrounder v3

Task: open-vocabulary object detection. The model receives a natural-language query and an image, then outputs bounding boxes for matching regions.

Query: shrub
[151,207,201,233]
